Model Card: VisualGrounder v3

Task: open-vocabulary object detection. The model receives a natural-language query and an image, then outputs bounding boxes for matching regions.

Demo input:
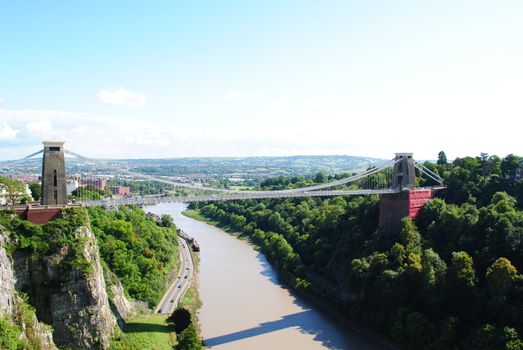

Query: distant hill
[1,155,386,179]
[126,155,385,177]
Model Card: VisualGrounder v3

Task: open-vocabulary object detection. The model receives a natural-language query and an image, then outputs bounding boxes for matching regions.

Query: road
[155,237,194,314]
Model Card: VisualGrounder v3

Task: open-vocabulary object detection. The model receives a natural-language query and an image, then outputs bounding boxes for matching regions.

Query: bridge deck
[82,189,401,207]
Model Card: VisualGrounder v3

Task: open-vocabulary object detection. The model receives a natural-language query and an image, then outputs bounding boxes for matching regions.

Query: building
[111,186,131,196]
[82,178,107,190]
[0,183,32,205]
[66,177,79,196]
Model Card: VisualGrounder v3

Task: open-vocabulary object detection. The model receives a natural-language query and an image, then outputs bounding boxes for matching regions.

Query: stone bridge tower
[392,153,416,190]
[41,141,68,205]
[379,152,432,231]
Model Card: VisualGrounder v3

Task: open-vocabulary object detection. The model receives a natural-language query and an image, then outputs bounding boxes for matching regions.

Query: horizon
[1,1,522,161]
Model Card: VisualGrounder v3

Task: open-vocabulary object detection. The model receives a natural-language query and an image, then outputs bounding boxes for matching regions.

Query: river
[147,203,385,350]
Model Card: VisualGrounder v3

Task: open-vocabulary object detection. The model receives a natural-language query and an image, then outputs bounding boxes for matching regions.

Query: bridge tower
[392,153,416,190]
[379,152,432,231]
[41,141,68,206]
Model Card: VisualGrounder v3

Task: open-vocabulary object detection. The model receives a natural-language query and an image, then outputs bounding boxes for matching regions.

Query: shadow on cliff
[203,310,348,349]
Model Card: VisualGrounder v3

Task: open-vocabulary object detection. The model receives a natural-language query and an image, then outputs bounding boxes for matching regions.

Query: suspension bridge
[1,141,445,228]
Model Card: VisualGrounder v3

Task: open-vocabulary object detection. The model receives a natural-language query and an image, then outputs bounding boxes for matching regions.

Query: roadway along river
[147,203,386,350]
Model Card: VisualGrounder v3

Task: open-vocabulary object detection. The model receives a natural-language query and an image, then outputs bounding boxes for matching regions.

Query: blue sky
[0,1,522,160]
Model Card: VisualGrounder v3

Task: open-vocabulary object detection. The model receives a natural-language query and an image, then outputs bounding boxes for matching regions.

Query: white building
[0,183,32,205]
[66,178,79,196]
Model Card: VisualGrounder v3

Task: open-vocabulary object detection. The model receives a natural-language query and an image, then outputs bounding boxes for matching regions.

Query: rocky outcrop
[0,227,58,350]
[0,229,16,316]
[107,276,148,329]
[46,226,117,349]
[12,225,117,350]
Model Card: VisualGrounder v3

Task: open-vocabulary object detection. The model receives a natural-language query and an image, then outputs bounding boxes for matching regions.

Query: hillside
[0,206,181,350]
[190,153,523,349]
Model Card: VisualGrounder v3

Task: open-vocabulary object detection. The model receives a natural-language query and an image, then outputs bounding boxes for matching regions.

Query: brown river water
[147,203,386,350]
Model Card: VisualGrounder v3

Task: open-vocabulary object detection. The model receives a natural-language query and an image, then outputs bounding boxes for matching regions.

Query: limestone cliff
[0,229,16,315]
[47,226,117,349]
[0,227,57,350]
[12,224,117,349]
[106,272,148,329]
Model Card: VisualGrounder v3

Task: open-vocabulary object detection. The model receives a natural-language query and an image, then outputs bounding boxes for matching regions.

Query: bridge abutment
[379,153,432,230]
[379,189,432,230]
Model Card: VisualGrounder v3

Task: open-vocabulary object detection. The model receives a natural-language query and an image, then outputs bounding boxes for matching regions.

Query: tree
[485,257,517,296]
[314,172,327,183]
[0,177,26,205]
[160,214,174,227]
[501,154,522,179]
[28,182,41,201]
[398,218,421,252]
[437,151,448,165]
[448,251,477,290]
[176,324,203,350]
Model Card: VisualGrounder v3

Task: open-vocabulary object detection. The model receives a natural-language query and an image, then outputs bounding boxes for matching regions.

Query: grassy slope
[110,315,175,350]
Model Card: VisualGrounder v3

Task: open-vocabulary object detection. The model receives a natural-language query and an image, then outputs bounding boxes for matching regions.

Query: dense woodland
[190,152,523,349]
[87,206,179,307]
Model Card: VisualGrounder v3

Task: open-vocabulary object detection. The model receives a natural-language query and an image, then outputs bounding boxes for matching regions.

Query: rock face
[46,226,117,349]
[108,277,149,330]
[0,229,16,315]
[13,225,117,350]
[0,227,58,350]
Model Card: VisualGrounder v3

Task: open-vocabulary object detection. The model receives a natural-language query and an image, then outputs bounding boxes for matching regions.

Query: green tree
[176,324,202,350]
[485,257,517,296]
[0,177,25,205]
[398,217,421,252]
[448,251,477,289]
[314,172,327,183]
[160,214,174,227]
[437,151,448,165]
[28,182,41,201]
[501,154,522,179]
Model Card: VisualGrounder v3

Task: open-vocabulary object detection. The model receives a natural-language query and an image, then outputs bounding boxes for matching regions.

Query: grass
[181,209,211,223]
[110,314,175,350]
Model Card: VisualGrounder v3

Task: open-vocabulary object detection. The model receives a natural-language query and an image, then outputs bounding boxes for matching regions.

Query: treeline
[190,152,523,349]
[87,206,179,307]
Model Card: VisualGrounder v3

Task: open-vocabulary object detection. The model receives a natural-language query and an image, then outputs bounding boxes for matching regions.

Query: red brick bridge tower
[379,153,433,230]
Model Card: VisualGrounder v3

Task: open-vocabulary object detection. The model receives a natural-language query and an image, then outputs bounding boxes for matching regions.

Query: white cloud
[0,97,4,104]
[225,90,243,101]
[0,123,17,140]
[98,87,146,107]
[26,118,52,135]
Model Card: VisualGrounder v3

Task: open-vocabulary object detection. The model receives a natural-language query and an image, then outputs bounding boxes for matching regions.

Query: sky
[0,1,522,161]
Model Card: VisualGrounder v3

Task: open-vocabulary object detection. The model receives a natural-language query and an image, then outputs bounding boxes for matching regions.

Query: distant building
[0,183,32,205]
[66,178,79,195]
[111,186,131,196]
[82,178,107,190]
